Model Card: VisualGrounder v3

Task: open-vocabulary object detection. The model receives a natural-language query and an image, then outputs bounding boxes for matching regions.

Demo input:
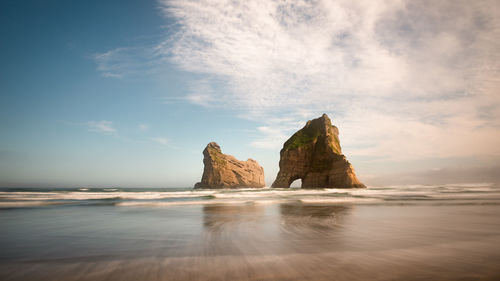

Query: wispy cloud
[93,47,163,78]
[162,96,187,104]
[87,120,117,134]
[162,82,217,107]
[250,123,303,149]
[96,0,500,161]
[138,123,149,131]
[367,165,500,185]
[149,137,169,145]
[159,0,500,159]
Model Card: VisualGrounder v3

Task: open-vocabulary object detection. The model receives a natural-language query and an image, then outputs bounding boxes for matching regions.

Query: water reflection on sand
[1,203,500,280]
[199,204,352,257]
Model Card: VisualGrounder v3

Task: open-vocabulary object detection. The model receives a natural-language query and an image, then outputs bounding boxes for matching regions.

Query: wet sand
[1,202,500,280]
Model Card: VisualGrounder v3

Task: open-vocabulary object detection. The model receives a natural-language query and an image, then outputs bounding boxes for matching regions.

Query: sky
[1,0,499,188]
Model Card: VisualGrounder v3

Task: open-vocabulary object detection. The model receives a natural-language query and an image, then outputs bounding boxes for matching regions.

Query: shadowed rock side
[194,142,265,189]
[272,114,365,189]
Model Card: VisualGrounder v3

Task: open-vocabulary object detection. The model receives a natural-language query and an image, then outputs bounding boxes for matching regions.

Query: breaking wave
[0,183,499,208]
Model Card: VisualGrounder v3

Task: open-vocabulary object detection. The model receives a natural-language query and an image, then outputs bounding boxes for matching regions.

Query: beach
[1,185,500,280]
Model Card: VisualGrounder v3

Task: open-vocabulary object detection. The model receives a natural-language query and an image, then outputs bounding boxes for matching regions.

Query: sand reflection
[202,204,266,231]
[2,204,500,281]
[280,204,351,225]
[200,203,353,256]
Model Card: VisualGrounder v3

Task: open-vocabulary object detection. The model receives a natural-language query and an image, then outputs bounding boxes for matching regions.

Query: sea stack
[272,114,365,188]
[194,142,265,189]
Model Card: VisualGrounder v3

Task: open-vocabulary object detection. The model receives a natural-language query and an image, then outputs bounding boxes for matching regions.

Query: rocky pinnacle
[194,142,265,189]
[272,114,365,188]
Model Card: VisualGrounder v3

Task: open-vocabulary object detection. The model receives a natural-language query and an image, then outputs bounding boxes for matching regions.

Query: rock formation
[194,142,265,189]
[272,114,365,189]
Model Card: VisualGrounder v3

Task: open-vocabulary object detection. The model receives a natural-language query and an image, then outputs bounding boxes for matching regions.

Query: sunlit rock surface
[272,114,365,188]
[194,142,265,189]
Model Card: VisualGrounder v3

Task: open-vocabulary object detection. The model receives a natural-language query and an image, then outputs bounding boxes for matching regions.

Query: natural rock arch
[272,114,364,189]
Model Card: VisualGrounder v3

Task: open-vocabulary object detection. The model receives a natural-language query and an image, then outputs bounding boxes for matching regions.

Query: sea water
[1,184,500,280]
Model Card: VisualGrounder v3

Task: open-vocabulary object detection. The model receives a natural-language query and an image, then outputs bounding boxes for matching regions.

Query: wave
[116,200,256,207]
[300,198,381,204]
[0,191,216,201]
[0,184,498,208]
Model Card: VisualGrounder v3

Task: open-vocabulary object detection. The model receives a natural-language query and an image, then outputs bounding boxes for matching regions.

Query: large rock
[272,114,365,189]
[194,142,265,189]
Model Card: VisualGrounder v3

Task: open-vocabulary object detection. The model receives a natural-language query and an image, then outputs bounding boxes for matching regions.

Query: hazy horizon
[1,0,499,188]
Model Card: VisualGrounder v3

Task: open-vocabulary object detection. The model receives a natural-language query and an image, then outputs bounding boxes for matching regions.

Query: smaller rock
[194,142,265,189]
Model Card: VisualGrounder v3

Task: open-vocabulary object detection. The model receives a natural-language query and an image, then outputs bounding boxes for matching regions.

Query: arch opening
[290,178,302,188]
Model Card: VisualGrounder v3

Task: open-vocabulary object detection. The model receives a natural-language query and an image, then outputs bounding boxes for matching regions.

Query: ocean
[1,184,500,280]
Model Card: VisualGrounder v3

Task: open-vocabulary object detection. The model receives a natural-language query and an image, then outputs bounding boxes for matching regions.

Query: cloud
[366,165,500,185]
[138,123,149,131]
[159,0,500,160]
[250,126,289,149]
[162,0,499,104]
[149,137,169,145]
[95,1,500,162]
[93,47,163,78]
[250,122,305,149]
[87,120,117,134]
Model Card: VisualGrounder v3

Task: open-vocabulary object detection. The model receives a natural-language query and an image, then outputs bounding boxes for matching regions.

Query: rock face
[194,142,265,189]
[272,114,365,189]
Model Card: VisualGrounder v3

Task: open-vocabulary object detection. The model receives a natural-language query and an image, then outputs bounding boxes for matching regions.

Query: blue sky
[1,0,499,187]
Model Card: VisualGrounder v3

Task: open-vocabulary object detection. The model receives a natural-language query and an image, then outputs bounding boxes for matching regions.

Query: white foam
[2,184,498,208]
[0,201,63,207]
[0,191,216,201]
[212,189,347,199]
[300,198,381,204]
[116,200,254,207]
